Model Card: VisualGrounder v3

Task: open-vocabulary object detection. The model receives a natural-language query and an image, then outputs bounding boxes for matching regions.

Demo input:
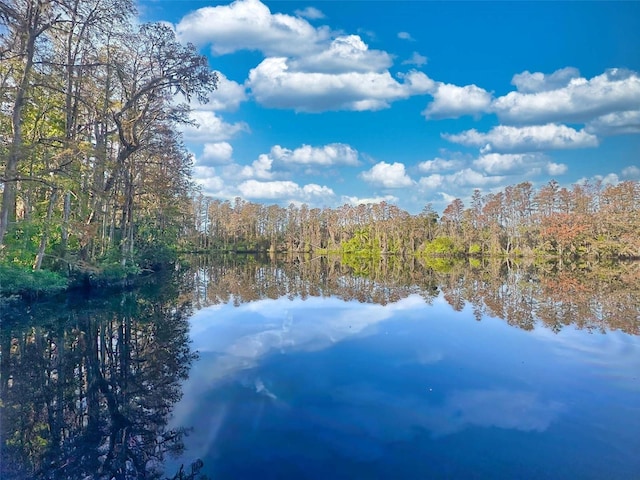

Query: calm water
[2,257,639,479]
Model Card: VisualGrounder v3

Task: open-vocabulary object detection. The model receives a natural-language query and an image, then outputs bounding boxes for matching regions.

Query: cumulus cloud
[444,124,599,152]
[402,51,428,67]
[418,174,445,190]
[294,6,325,19]
[418,168,505,190]
[201,142,233,165]
[418,158,464,173]
[196,72,247,111]
[472,152,567,176]
[240,154,274,180]
[585,110,640,136]
[511,67,581,93]
[546,162,568,176]
[423,83,492,119]
[342,194,399,206]
[175,0,330,56]
[473,153,541,175]
[270,143,360,166]
[621,165,640,179]
[181,111,249,142]
[493,68,640,124]
[192,166,226,195]
[445,168,506,187]
[237,179,334,201]
[248,59,433,112]
[289,35,392,74]
[176,0,436,113]
[360,161,414,188]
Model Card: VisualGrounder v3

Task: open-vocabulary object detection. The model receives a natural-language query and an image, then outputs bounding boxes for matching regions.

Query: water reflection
[0,276,202,480]
[3,257,640,479]
[170,256,640,479]
[189,256,640,335]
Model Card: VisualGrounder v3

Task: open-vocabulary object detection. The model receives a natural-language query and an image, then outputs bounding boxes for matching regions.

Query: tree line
[0,0,217,275]
[189,179,640,260]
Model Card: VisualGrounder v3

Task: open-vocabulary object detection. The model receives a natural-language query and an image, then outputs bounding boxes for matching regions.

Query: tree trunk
[33,188,59,270]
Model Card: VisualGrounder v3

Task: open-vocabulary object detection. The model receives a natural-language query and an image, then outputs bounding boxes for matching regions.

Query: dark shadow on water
[0,272,207,480]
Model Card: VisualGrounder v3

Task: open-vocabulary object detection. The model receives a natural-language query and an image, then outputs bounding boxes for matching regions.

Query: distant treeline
[188,180,640,259]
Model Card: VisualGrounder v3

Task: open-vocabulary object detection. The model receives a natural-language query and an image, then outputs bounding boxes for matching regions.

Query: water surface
[2,258,639,479]
[169,258,640,479]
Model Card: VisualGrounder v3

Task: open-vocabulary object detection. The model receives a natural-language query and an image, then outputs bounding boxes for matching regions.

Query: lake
[2,256,639,479]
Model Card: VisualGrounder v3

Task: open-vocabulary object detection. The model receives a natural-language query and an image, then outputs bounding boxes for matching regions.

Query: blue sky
[138,0,640,213]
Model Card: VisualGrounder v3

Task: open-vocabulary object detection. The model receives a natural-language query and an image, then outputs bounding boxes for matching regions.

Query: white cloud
[546,162,568,176]
[240,154,274,180]
[423,83,492,119]
[182,111,249,142]
[419,169,504,193]
[289,35,392,74]
[444,123,599,152]
[595,173,620,185]
[198,72,247,111]
[175,0,331,56]
[301,183,335,198]
[402,51,428,67]
[621,165,640,179]
[511,67,581,93]
[418,158,463,173]
[237,179,334,201]
[294,6,325,19]
[439,192,458,204]
[585,110,640,136]
[494,68,640,124]
[473,153,537,175]
[201,142,233,165]
[397,31,414,41]
[342,194,399,206]
[360,161,414,188]
[418,174,444,190]
[472,152,567,177]
[248,58,433,112]
[192,166,226,195]
[446,168,506,187]
[270,143,360,166]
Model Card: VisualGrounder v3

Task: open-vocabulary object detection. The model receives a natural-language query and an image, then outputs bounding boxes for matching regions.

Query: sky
[137,0,640,213]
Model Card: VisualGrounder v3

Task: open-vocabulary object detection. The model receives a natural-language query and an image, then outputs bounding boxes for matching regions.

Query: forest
[190,179,640,260]
[1,1,639,297]
[0,0,216,292]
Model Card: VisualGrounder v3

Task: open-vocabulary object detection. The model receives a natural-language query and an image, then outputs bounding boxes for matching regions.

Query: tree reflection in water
[188,254,639,335]
[2,256,638,479]
[0,275,205,480]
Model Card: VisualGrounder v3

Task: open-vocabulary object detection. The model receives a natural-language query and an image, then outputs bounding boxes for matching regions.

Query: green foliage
[0,263,67,297]
[469,257,482,269]
[419,256,458,273]
[135,238,178,270]
[468,243,482,256]
[2,222,40,267]
[422,237,461,257]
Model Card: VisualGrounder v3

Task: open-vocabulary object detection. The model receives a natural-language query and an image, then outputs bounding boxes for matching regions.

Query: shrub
[423,237,460,257]
[0,263,67,297]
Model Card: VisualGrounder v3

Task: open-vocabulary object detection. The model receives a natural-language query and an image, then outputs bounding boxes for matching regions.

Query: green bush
[423,237,460,257]
[468,243,482,255]
[0,263,67,297]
